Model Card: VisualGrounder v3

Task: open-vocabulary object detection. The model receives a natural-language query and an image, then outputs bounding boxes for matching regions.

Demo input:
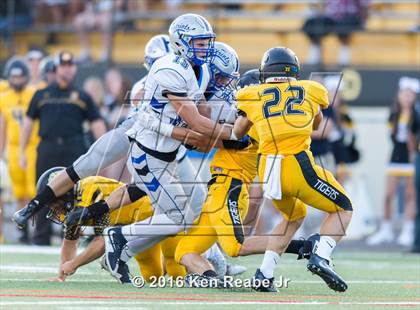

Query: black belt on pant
[129,137,178,162]
[41,135,84,145]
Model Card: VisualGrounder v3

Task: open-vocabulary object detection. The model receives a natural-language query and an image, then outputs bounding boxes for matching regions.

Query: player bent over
[232,47,353,292]
[37,167,186,283]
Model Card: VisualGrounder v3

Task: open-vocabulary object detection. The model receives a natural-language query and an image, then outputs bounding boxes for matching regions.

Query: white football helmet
[168,13,215,65]
[144,34,172,71]
[209,41,240,101]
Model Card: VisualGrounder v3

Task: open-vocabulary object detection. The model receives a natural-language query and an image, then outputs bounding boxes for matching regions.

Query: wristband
[158,122,174,137]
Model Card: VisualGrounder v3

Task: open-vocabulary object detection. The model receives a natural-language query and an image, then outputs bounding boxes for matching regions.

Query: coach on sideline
[19,51,106,245]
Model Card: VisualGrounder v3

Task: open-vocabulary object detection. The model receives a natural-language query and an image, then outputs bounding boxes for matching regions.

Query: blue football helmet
[209,41,240,101]
[144,34,172,71]
[169,14,215,66]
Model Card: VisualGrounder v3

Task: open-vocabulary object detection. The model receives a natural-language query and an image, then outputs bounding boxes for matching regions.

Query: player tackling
[232,47,353,292]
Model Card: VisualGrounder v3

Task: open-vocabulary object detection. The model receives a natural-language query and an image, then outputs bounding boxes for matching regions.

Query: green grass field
[0,245,419,310]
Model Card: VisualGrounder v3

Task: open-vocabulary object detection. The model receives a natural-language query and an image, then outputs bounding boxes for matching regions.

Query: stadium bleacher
[1,0,418,66]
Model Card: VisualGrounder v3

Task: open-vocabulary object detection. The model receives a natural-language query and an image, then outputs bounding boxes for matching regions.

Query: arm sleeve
[64,225,81,240]
[26,90,42,119]
[83,92,101,121]
[154,68,188,97]
[93,213,110,236]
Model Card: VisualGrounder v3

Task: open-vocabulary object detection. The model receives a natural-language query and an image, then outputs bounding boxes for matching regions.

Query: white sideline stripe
[0,245,62,254]
[1,301,419,306]
[0,265,96,274]
[2,245,419,268]
[1,278,420,284]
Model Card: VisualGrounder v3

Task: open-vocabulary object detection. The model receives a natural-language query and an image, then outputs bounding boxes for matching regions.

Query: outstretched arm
[61,236,105,277]
[168,94,233,141]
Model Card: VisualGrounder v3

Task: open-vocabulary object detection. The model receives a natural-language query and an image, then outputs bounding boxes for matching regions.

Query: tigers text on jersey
[237,80,329,155]
[128,53,211,153]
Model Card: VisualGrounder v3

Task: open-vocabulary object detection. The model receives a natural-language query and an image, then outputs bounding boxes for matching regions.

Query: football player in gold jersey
[233,47,353,292]
[0,59,39,243]
[36,167,186,284]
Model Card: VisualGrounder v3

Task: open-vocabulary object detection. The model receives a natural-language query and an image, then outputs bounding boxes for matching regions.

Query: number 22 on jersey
[262,86,306,119]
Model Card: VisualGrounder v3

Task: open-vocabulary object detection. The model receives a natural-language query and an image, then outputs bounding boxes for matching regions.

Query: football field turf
[0,245,419,310]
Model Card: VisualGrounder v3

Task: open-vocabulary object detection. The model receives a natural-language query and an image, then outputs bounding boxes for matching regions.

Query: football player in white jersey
[130,34,172,104]
[12,34,173,229]
[102,14,236,282]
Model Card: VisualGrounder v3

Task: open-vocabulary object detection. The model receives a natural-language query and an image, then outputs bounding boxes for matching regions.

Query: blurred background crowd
[0,0,419,253]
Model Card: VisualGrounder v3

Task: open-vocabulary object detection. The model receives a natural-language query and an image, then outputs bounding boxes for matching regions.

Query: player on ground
[37,167,185,283]
[12,34,172,229]
[232,47,353,292]
[0,58,38,243]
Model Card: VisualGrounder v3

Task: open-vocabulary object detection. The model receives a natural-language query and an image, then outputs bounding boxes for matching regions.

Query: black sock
[35,185,57,205]
[203,270,218,278]
[285,240,313,260]
[285,240,305,255]
[88,200,110,218]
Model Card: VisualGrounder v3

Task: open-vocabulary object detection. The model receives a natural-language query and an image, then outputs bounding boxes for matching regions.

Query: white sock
[338,45,350,65]
[381,220,393,232]
[120,245,134,263]
[121,224,136,242]
[260,250,280,279]
[307,44,321,64]
[401,220,414,234]
[314,236,336,261]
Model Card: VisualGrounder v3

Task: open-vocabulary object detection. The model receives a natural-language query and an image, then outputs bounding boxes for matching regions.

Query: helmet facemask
[45,189,75,225]
[210,65,239,101]
[178,34,215,66]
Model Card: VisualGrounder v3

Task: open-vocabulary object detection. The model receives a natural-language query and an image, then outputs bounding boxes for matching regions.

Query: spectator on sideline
[0,0,33,55]
[74,0,116,63]
[302,0,370,65]
[39,56,57,86]
[83,76,106,113]
[19,51,106,245]
[367,77,419,247]
[26,48,45,89]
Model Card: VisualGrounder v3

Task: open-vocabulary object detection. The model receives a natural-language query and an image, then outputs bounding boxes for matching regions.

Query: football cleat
[103,226,131,284]
[307,254,348,292]
[251,269,278,293]
[12,199,42,229]
[306,233,348,292]
[99,254,130,284]
[99,254,110,272]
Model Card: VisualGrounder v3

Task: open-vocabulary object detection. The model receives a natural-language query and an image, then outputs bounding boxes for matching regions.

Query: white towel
[263,155,284,200]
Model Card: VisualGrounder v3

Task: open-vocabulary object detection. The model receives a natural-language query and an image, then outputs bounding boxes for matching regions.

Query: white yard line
[1,301,420,306]
[0,265,97,274]
[0,245,61,254]
[1,277,420,284]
